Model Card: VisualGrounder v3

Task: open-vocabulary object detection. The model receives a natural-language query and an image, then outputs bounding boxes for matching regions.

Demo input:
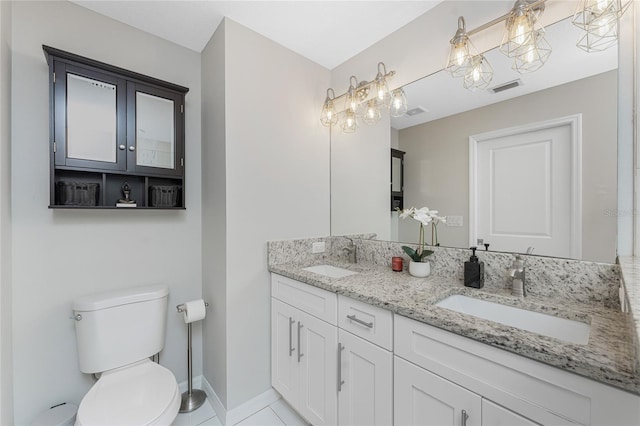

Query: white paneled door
[470,115,582,258]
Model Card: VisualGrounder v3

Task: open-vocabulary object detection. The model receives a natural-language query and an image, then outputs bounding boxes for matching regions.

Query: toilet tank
[72,284,169,374]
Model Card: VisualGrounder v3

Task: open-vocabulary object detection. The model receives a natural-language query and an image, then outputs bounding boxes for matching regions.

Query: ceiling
[70,0,443,70]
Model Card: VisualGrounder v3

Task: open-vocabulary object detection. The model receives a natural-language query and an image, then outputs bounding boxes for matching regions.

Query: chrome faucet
[507,254,526,297]
[342,238,357,263]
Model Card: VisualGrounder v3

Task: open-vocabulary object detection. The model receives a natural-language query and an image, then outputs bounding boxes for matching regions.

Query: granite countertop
[269,261,640,395]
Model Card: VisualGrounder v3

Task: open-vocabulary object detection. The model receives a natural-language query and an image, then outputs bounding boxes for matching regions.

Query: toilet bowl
[72,285,179,426]
[75,359,180,426]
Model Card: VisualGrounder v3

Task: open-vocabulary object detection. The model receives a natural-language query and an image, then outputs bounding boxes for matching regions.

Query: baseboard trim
[199,376,281,425]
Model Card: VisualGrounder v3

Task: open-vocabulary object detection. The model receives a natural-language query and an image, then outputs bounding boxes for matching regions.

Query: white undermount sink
[301,264,358,279]
[436,295,590,345]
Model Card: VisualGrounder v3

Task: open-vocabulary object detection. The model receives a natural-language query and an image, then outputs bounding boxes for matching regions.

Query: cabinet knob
[128,146,136,151]
[118,145,126,150]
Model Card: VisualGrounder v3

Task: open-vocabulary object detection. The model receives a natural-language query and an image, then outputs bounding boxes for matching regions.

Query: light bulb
[463,55,493,91]
[389,89,408,118]
[511,14,532,46]
[374,74,390,104]
[362,100,381,125]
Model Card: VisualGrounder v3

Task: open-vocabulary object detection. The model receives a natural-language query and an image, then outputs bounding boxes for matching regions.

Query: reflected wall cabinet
[43,45,189,209]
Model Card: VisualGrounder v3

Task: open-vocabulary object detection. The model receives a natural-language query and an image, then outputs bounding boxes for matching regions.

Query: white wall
[0,1,13,423]
[10,2,202,424]
[201,20,228,408]
[201,18,331,412]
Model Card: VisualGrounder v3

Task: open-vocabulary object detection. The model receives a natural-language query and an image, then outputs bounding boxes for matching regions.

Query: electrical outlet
[312,241,326,253]
[477,238,484,245]
[446,215,463,227]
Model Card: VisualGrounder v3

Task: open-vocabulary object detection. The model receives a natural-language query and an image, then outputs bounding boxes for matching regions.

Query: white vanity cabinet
[271,275,338,426]
[395,314,640,426]
[337,296,393,426]
[482,400,540,426]
[271,273,640,426]
[271,274,393,426]
[395,356,481,426]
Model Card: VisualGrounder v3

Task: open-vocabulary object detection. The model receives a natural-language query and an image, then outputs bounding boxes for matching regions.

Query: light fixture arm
[465,0,546,37]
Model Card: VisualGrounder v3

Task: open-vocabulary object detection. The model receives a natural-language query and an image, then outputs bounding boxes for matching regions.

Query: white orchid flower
[398,207,415,219]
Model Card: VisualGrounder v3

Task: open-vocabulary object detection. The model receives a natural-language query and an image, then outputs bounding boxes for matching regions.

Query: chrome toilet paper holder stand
[176,301,209,413]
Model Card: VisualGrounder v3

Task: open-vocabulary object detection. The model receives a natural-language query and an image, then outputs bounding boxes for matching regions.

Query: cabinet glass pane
[66,73,117,163]
[136,92,175,169]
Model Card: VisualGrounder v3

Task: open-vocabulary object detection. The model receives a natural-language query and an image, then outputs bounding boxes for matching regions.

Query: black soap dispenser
[464,247,484,288]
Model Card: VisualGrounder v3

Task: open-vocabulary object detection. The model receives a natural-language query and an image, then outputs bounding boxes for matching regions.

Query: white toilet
[72,284,180,426]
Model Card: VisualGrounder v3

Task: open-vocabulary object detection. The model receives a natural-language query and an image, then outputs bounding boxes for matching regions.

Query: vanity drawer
[338,295,393,350]
[271,273,337,325]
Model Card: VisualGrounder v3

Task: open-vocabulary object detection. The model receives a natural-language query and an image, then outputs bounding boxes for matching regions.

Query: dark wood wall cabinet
[391,148,405,211]
[44,45,189,209]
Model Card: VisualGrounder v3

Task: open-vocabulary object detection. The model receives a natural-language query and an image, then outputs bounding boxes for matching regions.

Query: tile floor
[173,396,308,426]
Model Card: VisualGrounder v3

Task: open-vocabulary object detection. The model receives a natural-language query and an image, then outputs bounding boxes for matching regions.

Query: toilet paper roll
[182,299,206,323]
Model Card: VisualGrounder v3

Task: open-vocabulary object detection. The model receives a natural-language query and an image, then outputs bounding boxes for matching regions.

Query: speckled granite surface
[268,238,638,395]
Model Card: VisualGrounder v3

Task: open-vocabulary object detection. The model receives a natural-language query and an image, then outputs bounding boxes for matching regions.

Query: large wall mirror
[331,14,621,263]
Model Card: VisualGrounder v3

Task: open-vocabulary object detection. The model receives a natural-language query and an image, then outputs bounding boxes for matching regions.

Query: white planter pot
[409,261,431,278]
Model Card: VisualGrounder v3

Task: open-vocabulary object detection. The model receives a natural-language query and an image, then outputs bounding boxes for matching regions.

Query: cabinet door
[395,356,481,426]
[338,329,392,426]
[127,82,184,177]
[54,61,127,171]
[482,400,541,426]
[298,310,338,426]
[271,299,299,407]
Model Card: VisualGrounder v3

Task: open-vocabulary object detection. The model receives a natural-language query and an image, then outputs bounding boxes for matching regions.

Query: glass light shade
[575,21,619,51]
[389,89,408,118]
[374,73,390,105]
[512,30,551,73]
[446,36,476,78]
[446,17,476,78]
[341,108,358,133]
[362,99,382,125]
[500,1,543,58]
[463,55,493,91]
[573,0,629,30]
[573,0,629,52]
[320,97,338,127]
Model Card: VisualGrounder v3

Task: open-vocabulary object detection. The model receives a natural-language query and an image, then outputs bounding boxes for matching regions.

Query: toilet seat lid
[77,359,179,426]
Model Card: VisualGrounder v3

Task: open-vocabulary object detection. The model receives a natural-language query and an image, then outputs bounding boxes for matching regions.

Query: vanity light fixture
[342,107,358,133]
[363,99,382,125]
[446,17,481,78]
[572,0,630,52]
[319,62,401,134]
[511,29,552,73]
[374,62,392,105]
[501,0,551,73]
[389,88,409,117]
[500,0,546,58]
[320,88,338,127]
[345,76,362,116]
[463,55,494,90]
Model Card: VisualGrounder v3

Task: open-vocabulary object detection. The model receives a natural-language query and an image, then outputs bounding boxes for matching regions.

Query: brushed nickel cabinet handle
[338,342,345,392]
[461,409,469,426]
[347,314,373,328]
[297,321,304,363]
[288,317,295,357]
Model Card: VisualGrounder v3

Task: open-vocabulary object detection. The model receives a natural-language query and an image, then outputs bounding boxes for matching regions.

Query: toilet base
[179,389,207,413]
